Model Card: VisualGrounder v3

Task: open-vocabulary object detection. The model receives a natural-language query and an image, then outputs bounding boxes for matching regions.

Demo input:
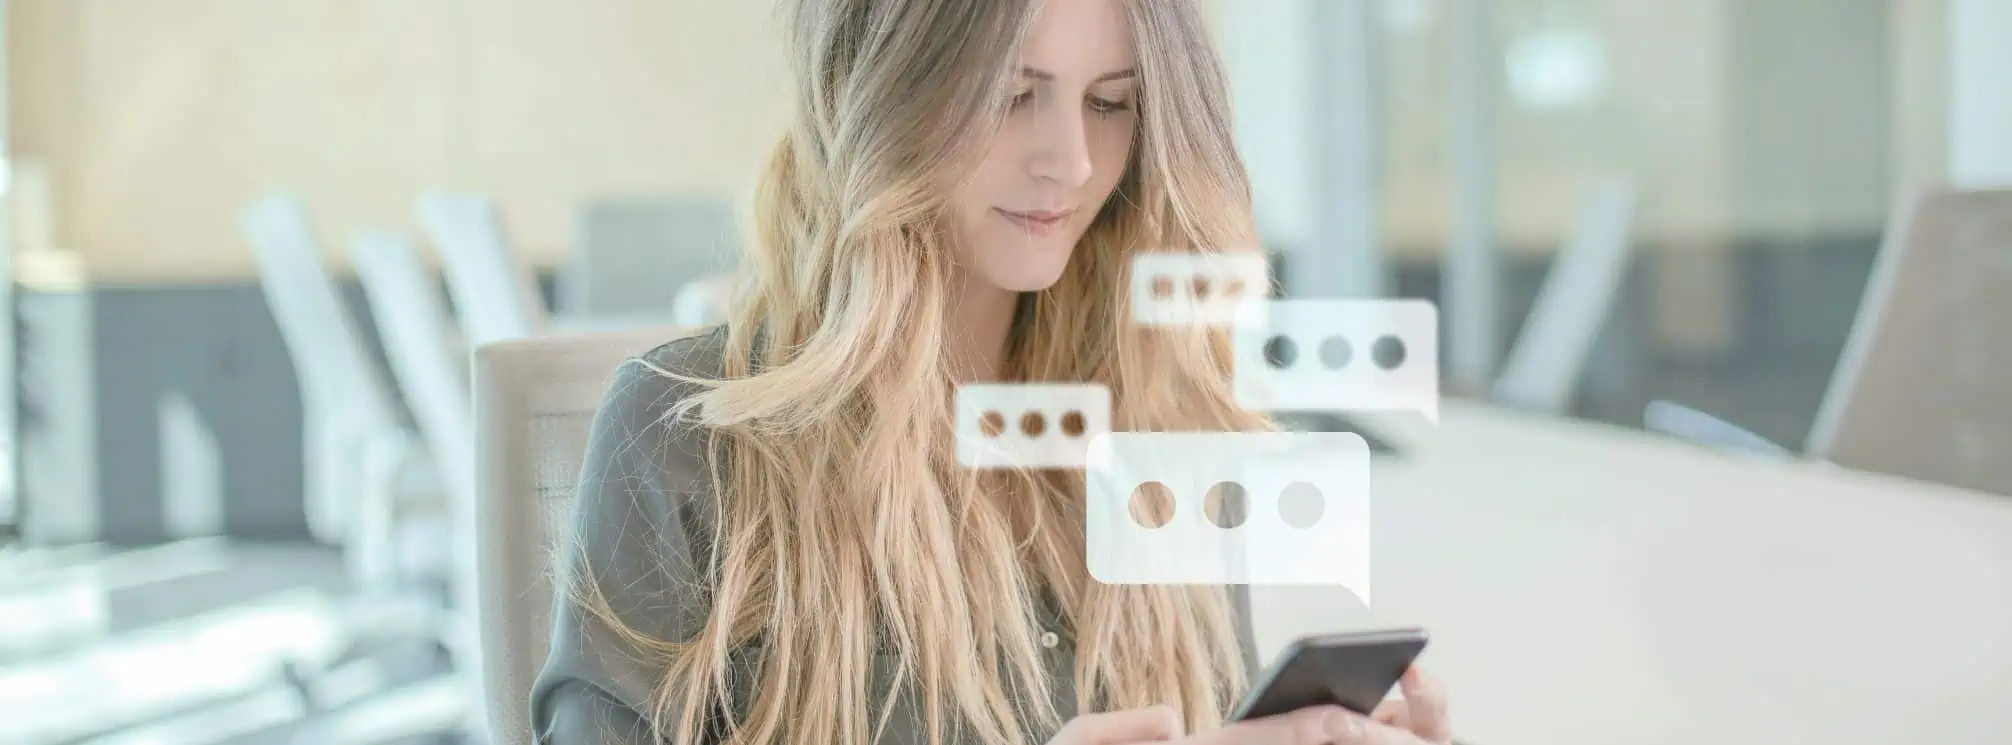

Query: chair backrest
[240,193,403,544]
[349,231,476,504]
[350,229,490,733]
[471,325,693,745]
[1808,187,2012,496]
[559,195,741,317]
[419,191,549,346]
[1492,175,1641,413]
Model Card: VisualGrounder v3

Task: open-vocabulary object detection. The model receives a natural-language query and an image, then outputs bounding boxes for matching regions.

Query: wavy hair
[578,0,1270,742]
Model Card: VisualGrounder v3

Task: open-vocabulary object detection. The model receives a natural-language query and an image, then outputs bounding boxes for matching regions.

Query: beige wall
[4,0,1949,284]
[9,0,792,283]
[10,0,86,266]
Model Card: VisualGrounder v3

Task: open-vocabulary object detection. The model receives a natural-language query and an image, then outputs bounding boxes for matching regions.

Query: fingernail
[1325,710,1362,739]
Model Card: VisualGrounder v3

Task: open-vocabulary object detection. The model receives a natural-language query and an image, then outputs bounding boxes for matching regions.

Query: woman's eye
[1089,96,1132,117]
[1009,89,1036,109]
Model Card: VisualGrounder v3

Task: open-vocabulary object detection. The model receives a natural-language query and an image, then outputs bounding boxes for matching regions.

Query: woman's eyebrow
[1019,66,1140,83]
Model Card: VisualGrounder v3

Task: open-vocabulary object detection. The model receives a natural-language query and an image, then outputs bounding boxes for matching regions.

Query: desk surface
[1248,401,2012,745]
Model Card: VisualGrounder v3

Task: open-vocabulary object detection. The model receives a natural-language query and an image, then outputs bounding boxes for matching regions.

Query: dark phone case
[1230,628,1430,721]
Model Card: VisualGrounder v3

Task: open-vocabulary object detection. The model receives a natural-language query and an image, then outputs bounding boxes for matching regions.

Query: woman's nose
[1027,108,1095,188]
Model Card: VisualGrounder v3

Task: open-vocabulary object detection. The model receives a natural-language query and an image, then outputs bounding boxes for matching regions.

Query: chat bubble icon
[1130,252,1271,327]
[1232,299,1440,423]
[955,383,1111,469]
[1085,432,1371,601]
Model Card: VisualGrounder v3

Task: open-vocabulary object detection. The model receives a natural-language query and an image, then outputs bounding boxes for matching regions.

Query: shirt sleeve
[529,343,721,745]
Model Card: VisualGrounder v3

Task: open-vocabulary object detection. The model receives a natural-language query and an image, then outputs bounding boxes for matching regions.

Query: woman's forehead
[1019,0,1139,76]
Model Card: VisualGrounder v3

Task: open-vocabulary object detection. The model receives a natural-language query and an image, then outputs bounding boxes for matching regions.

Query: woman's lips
[996,208,1073,237]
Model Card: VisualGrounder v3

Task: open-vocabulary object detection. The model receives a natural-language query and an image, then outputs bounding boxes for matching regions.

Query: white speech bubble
[1086,432,1371,599]
[1232,299,1440,423]
[1130,252,1271,326]
[955,383,1111,469]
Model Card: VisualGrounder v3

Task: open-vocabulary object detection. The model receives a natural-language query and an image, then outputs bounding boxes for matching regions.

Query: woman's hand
[1352,666,1454,744]
[1046,704,1367,744]
[1047,666,1451,745]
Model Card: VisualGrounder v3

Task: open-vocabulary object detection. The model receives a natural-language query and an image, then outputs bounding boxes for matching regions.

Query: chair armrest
[1642,400,1795,458]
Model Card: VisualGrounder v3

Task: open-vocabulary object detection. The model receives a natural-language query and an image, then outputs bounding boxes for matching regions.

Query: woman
[532,0,1454,743]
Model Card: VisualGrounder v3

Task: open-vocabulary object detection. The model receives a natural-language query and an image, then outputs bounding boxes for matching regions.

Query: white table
[1249,401,2012,745]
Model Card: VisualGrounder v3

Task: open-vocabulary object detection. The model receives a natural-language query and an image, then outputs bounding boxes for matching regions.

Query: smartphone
[1229,627,1430,722]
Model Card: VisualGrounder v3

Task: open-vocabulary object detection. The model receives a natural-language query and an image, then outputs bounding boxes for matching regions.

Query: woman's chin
[985,262,1071,293]
[983,241,1079,292]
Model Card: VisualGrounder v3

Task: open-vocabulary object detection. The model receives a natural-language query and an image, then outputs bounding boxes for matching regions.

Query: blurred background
[0,0,2007,743]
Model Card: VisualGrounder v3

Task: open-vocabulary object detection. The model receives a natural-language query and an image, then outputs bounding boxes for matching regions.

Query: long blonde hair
[586,0,1268,742]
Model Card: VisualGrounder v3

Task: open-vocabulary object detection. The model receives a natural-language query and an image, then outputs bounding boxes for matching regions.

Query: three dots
[1262,334,1409,372]
[1127,481,1328,531]
[977,408,1090,439]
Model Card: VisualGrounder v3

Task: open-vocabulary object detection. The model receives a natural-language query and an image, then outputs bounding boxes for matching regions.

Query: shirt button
[1040,631,1060,649]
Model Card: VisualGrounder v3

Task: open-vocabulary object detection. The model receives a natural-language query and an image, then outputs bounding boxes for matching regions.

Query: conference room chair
[351,231,477,508]
[1493,175,1641,414]
[471,324,694,745]
[242,195,460,722]
[349,230,488,732]
[419,190,551,346]
[242,193,431,590]
[1649,187,2012,497]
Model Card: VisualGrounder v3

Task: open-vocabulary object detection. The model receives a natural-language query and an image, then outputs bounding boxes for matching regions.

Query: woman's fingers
[1397,666,1452,744]
[1186,706,1359,745]
[1167,666,1452,745]
[1059,704,1185,744]
[1370,698,1410,729]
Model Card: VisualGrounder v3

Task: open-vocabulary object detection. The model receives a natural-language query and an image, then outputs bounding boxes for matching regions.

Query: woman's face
[949,0,1140,293]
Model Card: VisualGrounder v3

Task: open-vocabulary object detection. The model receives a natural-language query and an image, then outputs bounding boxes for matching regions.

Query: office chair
[1493,175,1641,414]
[349,231,488,733]
[242,194,420,588]
[472,325,693,745]
[419,191,550,346]
[243,195,459,721]
[351,231,475,510]
[1650,188,2012,497]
